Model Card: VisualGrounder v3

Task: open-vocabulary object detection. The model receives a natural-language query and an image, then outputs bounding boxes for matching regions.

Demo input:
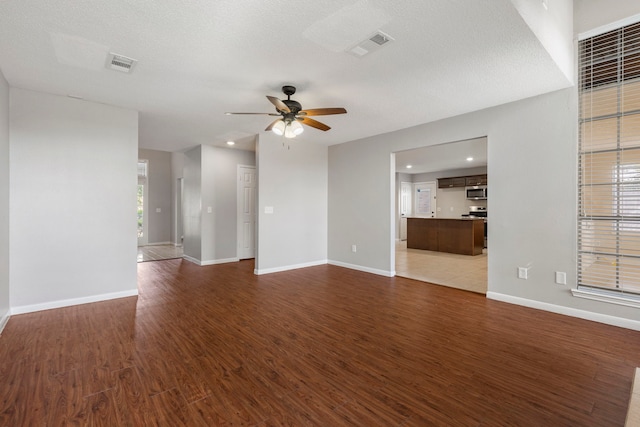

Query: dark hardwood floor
[1,259,640,426]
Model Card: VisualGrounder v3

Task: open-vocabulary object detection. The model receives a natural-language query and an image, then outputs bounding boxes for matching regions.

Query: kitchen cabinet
[407,218,484,256]
[465,175,488,186]
[437,177,467,188]
[438,174,487,188]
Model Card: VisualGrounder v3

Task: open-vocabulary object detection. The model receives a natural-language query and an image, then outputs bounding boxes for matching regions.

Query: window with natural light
[578,20,640,302]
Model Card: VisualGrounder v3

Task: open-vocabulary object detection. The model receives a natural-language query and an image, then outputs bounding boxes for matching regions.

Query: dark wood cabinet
[437,177,467,188]
[438,174,487,188]
[465,175,488,186]
[407,218,484,256]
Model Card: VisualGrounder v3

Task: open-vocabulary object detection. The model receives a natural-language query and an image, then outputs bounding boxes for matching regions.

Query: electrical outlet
[518,267,528,279]
[555,271,567,285]
[352,244,357,253]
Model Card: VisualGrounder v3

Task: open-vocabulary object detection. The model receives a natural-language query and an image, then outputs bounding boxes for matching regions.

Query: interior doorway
[137,160,148,246]
[393,137,488,294]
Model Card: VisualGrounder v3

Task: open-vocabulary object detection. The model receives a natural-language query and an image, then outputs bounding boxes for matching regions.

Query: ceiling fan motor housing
[282,99,302,114]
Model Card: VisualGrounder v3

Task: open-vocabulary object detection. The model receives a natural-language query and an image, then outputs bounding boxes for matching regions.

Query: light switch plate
[265,206,274,214]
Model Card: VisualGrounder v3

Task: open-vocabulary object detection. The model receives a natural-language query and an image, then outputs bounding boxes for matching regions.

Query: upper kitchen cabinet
[465,175,488,186]
[438,177,467,188]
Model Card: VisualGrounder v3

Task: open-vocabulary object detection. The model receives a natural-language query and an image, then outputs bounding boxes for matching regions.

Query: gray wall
[183,145,256,264]
[201,145,255,263]
[256,132,328,273]
[0,70,9,326]
[171,152,184,245]
[183,146,202,261]
[329,87,640,323]
[138,148,172,244]
[10,88,138,311]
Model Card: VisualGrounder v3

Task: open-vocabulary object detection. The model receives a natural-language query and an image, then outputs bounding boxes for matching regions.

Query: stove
[462,205,487,219]
[462,206,487,248]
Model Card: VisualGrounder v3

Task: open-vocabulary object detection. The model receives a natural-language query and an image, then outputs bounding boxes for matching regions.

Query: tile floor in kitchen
[395,240,487,294]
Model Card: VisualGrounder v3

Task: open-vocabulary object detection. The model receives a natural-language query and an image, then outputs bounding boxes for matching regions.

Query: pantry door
[413,182,437,218]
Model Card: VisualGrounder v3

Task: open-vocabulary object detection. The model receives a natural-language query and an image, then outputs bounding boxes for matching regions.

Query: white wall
[256,133,328,273]
[0,70,10,328]
[574,0,640,35]
[510,0,574,83]
[138,148,172,244]
[329,86,640,325]
[9,88,138,312]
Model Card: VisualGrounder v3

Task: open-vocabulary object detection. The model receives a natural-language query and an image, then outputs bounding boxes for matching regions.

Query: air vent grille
[370,33,390,45]
[347,30,394,58]
[106,53,137,73]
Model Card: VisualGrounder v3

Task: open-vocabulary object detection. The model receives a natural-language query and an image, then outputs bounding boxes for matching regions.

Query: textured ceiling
[0,0,572,153]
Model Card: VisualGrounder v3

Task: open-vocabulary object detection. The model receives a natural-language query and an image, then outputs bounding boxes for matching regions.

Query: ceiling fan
[225,85,347,138]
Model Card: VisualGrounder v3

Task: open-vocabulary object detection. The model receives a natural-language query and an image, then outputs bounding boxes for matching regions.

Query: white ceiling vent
[347,30,394,58]
[106,53,137,73]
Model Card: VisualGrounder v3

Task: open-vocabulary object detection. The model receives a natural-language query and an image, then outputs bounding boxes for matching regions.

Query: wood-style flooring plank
[1,258,640,425]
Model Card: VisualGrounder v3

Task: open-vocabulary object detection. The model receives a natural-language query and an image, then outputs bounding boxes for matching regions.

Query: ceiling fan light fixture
[272,120,286,136]
[284,124,296,139]
[290,120,304,136]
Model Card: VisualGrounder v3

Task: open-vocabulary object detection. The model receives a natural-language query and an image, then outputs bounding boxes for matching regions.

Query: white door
[237,166,257,259]
[414,182,437,218]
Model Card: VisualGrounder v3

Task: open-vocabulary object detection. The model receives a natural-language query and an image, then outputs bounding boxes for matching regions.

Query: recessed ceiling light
[227,141,235,146]
[406,165,412,169]
[466,157,473,161]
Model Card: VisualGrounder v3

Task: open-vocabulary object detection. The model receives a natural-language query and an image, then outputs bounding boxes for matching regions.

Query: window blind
[578,21,640,296]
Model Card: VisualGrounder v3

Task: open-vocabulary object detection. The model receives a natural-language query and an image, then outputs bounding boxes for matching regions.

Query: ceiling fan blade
[225,112,280,116]
[266,96,291,113]
[299,117,331,131]
[265,119,281,131]
[298,108,347,116]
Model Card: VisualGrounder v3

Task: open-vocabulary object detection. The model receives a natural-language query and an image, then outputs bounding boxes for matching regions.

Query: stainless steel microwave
[466,186,487,200]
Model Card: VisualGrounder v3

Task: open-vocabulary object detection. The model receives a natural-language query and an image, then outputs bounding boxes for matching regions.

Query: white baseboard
[0,308,10,334]
[487,291,640,331]
[141,241,172,246]
[255,259,328,275]
[182,255,239,266]
[201,257,239,266]
[10,289,139,315]
[327,260,395,278]
[182,255,200,265]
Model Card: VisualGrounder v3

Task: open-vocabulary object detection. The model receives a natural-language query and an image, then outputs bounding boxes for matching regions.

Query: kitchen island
[407,218,484,256]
